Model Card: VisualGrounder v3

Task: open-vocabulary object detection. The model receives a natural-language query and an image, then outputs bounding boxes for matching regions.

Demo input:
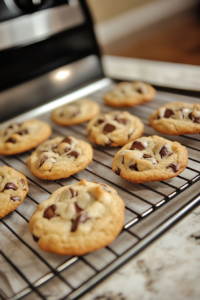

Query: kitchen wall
[86,0,156,23]
[86,0,197,46]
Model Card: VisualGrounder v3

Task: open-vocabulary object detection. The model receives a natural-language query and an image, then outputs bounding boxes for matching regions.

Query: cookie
[86,111,144,147]
[51,99,100,126]
[0,119,52,155]
[104,81,156,108]
[26,136,93,180]
[112,135,188,183]
[149,102,200,135]
[29,179,125,255]
[0,166,29,218]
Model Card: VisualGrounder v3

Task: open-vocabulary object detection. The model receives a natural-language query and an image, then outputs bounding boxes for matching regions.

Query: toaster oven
[0,1,200,299]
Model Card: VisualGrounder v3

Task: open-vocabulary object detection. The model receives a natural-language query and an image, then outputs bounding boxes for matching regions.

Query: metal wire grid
[0,82,200,300]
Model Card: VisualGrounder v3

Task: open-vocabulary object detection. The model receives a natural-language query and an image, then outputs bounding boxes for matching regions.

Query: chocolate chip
[10,196,21,201]
[4,182,18,191]
[33,235,39,242]
[20,178,25,185]
[67,150,80,159]
[189,112,193,121]
[129,164,138,171]
[43,204,59,219]
[39,155,48,167]
[122,156,124,164]
[130,141,145,151]
[143,154,152,158]
[194,117,200,123]
[159,144,172,158]
[62,137,72,144]
[115,167,121,175]
[96,118,105,125]
[7,124,14,129]
[136,88,143,94]
[19,178,26,191]
[100,184,111,193]
[105,139,112,147]
[69,187,77,198]
[167,162,178,172]
[74,202,82,214]
[71,109,80,118]
[64,146,71,152]
[103,124,116,134]
[114,116,129,125]
[6,137,16,143]
[128,130,134,140]
[164,109,174,118]
[18,129,28,136]
[51,144,58,151]
[71,212,89,232]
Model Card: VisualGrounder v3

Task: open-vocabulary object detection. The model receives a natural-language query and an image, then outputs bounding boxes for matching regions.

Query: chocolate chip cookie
[112,135,188,183]
[104,81,156,108]
[149,102,200,135]
[26,136,93,180]
[29,179,125,255]
[51,99,100,126]
[0,119,52,155]
[0,166,29,218]
[86,111,144,147]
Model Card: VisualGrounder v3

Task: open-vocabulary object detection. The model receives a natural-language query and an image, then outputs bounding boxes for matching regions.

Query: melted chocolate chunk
[159,144,172,158]
[62,137,72,144]
[74,202,82,214]
[194,117,200,123]
[4,182,18,191]
[67,150,80,159]
[71,212,89,232]
[115,167,121,175]
[143,154,152,158]
[130,141,145,151]
[10,196,21,201]
[100,184,111,193]
[19,178,26,191]
[43,204,59,219]
[64,146,71,152]
[6,137,16,143]
[103,124,116,134]
[114,115,129,125]
[18,129,28,136]
[39,155,48,167]
[167,162,178,173]
[129,164,138,171]
[33,235,39,242]
[122,155,124,164]
[69,187,77,198]
[164,109,174,118]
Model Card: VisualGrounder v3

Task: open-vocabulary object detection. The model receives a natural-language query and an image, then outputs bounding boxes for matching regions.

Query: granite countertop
[80,204,200,300]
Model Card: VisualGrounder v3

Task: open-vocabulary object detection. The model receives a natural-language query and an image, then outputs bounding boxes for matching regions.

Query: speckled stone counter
[80,204,200,300]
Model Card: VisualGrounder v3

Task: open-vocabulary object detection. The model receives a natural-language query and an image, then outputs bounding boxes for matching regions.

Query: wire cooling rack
[0,79,200,300]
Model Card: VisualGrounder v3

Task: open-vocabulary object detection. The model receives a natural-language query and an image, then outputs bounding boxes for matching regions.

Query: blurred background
[87,0,200,65]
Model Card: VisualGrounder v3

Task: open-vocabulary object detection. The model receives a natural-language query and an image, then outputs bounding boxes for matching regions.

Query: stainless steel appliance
[0,1,200,300]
